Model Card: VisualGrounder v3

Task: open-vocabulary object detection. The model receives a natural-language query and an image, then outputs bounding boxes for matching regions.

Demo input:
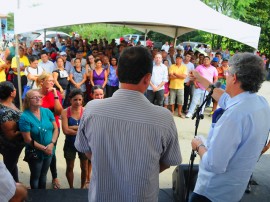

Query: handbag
[22,67,39,99]
[23,139,39,162]
[23,148,39,162]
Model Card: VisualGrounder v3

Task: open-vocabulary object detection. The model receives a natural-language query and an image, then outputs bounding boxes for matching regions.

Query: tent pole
[144,29,147,47]
[15,35,22,110]
[15,0,23,110]
[44,29,46,45]
[173,28,178,47]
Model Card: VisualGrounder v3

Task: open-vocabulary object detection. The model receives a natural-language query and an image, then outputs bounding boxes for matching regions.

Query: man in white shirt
[161,41,170,53]
[39,51,55,73]
[146,53,168,106]
[182,52,195,113]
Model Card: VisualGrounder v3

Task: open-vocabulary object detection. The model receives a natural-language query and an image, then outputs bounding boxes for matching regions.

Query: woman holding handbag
[0,81,24,182]
[19,89,58,189]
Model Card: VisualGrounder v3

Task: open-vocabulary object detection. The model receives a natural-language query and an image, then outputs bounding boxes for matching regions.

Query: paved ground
[1,81,270,201]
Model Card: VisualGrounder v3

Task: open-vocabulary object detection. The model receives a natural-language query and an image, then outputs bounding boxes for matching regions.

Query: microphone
[208,81,222,93]
[214,81,222,88]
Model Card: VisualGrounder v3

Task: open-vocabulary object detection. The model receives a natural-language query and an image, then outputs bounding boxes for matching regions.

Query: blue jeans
[28,157,52,189]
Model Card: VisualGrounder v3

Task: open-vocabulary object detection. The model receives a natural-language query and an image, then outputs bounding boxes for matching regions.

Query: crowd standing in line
[0,33,269,201]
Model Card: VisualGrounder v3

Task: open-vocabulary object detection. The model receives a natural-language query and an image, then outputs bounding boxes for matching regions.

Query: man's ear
[233,73,237,84]
[143,73,151,84]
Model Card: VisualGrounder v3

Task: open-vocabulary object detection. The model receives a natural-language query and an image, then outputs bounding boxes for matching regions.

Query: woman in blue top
[106,57,119,97]
[61,89,88,188]
[19,89,58,189]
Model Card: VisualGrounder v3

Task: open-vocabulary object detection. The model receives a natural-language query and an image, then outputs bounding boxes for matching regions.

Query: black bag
[23,148,39,162]
[23,139,39,162]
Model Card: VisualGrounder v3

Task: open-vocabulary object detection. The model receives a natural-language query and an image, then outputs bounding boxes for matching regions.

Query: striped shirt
[75,89,182,202]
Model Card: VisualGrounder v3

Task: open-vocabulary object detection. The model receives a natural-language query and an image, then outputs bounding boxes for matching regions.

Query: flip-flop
[178,114,185,119]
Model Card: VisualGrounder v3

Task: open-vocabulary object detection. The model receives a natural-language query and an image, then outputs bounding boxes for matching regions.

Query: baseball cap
[50,52,57,60]
[212,57,219,62]
[60,51,67,56]
[176,54,183,59]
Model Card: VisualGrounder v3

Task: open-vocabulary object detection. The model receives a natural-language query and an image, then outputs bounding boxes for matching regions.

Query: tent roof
[14,0,261,49]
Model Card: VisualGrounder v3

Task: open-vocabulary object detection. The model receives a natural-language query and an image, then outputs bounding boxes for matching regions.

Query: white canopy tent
[14,0,261,49]
[13,0,261,109]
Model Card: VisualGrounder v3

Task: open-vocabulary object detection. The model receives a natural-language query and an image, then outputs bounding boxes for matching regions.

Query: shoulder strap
[26,67,35,88]
[80,107,84,118]
[26,67,30,74]
[67,107,71,118]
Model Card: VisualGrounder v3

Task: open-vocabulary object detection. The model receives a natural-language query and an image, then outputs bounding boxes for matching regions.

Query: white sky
[0,0,58,14]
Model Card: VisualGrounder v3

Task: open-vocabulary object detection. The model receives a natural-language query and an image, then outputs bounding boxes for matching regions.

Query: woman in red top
[36,72,63,189]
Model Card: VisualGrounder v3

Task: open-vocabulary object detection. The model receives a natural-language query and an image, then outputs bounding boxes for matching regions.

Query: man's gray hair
[228,52,265,93]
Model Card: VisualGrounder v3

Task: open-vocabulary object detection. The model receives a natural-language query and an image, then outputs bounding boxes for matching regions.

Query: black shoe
[245,184,251,193]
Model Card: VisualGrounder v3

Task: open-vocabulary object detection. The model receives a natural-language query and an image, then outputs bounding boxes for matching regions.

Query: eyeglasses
[29,96,43,100]
[92,51,98,53]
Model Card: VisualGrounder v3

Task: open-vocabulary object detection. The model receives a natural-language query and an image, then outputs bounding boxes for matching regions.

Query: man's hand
[191,137,203,151]
[152,86,158,92]
[189,70,201,82]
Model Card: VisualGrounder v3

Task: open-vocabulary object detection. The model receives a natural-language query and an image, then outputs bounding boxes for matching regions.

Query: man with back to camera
[189,52,270,202]
[75,46,182,202]
[0,160,28,202]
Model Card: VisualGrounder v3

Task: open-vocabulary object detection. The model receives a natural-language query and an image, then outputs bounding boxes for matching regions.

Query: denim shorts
[63,140,87,160]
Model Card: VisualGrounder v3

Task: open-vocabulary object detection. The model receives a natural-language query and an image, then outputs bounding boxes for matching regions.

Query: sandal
[52,178,61,189]
[178,114,185,119]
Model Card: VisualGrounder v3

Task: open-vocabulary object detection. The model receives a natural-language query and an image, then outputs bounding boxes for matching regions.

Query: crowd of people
[0,33,269,202]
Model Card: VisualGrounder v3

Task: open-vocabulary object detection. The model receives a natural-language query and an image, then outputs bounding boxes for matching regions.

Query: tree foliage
[57,24,138,41]
[241,0,270,55]
[6,13,14,30]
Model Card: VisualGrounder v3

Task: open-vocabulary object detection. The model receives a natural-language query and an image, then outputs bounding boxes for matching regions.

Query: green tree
[6,13,14,30]
[241,0,270,55]
[57,24,138,42]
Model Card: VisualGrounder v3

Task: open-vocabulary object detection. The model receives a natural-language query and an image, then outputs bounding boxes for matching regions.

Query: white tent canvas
[14,0,260,49]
